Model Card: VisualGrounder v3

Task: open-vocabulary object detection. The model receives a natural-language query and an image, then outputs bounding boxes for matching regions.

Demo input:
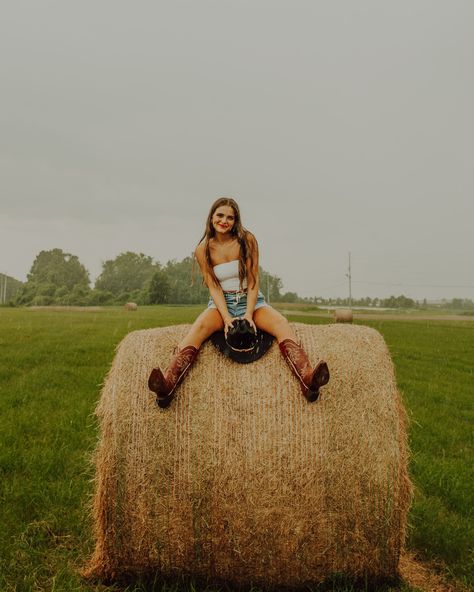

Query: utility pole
[346,252,352,308]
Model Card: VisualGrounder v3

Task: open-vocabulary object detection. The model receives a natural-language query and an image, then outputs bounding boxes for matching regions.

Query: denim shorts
[207,291,268,318]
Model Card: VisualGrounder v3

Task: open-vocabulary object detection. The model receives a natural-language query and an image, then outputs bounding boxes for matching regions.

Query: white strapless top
[213,259,247,291]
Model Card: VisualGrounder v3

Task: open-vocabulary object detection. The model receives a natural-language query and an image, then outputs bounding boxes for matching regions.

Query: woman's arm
[242,233,259,331]
[195,244,235,335]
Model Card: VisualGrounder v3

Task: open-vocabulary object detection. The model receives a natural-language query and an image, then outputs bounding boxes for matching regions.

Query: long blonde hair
[197,197,257,290]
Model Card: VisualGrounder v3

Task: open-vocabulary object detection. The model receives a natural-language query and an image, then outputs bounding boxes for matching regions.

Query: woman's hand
[242,313,257,334]
[223,315,235,338]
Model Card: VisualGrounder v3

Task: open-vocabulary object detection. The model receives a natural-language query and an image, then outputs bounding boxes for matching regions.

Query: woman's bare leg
[252,305,296,343]
[178,308,224,349]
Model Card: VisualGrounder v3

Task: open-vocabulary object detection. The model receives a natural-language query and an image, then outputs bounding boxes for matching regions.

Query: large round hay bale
[334,308,353,323]
[124,302,138,311]
[85,323,411,587]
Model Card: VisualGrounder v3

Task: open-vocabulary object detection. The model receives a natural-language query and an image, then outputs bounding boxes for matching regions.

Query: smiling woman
[147,197,330,408]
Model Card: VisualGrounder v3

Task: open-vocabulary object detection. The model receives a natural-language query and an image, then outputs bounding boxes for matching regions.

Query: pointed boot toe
[156,393,175,409]
[311,361,330,391]
[148,368,167,395]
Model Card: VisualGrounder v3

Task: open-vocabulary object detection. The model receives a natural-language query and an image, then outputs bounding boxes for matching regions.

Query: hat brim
[209,329,275,363]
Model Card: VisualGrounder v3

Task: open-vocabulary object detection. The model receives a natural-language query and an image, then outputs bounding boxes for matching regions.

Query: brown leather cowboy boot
[279,339,330,402]
[148,345,198,408]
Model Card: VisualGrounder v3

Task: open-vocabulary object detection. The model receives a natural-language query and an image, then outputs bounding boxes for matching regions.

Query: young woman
[148,197,330,408]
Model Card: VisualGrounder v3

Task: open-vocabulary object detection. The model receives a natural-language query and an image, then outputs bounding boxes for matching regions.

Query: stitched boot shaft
[279,338,330,402]
[148,345,198,408]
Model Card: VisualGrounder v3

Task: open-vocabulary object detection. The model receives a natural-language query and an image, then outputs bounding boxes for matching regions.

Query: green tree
[27,248,90,290]
[281,291,298,303]
[86,289,115,306]
[164,257,209,304]
[95,252,158,299]
[69,285,90,306]
[15,282,38,306]
[258,268,283,302]
[148,269,171,304]
[15,249,90,306]
[381,294,415,309]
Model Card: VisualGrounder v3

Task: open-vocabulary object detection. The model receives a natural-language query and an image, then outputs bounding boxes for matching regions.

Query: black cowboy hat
[210,318,274,364]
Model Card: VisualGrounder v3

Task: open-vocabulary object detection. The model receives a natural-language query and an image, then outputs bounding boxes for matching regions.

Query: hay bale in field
[124,302,138,311]
[334,308,353,323]
[85,323,411,587]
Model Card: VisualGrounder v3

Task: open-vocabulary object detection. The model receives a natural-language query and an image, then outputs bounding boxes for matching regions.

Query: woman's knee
[180,312,222,349]
[255,307,289,336]
[194,312,222,337]
[273,316,291,335]
[266,311,294,341]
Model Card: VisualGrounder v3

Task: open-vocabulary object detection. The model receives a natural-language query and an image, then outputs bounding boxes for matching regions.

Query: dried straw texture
[85,323,412,587]
[334,309,353,323]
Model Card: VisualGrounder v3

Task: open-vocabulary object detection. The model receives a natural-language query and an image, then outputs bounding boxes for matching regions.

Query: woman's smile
[212,205,236,234]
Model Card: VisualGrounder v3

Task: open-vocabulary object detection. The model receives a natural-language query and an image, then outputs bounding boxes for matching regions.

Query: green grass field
[0,306,472,591]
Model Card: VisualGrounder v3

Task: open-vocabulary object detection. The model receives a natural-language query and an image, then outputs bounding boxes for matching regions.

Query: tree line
[5,248,473,310]
[284,295,474,309]
[12,248,288,307]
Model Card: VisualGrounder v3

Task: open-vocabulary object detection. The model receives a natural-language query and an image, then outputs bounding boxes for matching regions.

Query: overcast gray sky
[1,0,473,300]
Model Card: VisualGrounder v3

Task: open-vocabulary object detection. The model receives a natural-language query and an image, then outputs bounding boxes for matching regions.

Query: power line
[353,280,474,289]
[314,280,347,292]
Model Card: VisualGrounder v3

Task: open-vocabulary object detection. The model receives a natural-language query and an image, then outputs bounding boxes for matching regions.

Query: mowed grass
[0,306,472,591]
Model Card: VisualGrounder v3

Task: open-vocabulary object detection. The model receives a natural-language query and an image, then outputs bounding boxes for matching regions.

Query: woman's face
[211,205,236,235]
